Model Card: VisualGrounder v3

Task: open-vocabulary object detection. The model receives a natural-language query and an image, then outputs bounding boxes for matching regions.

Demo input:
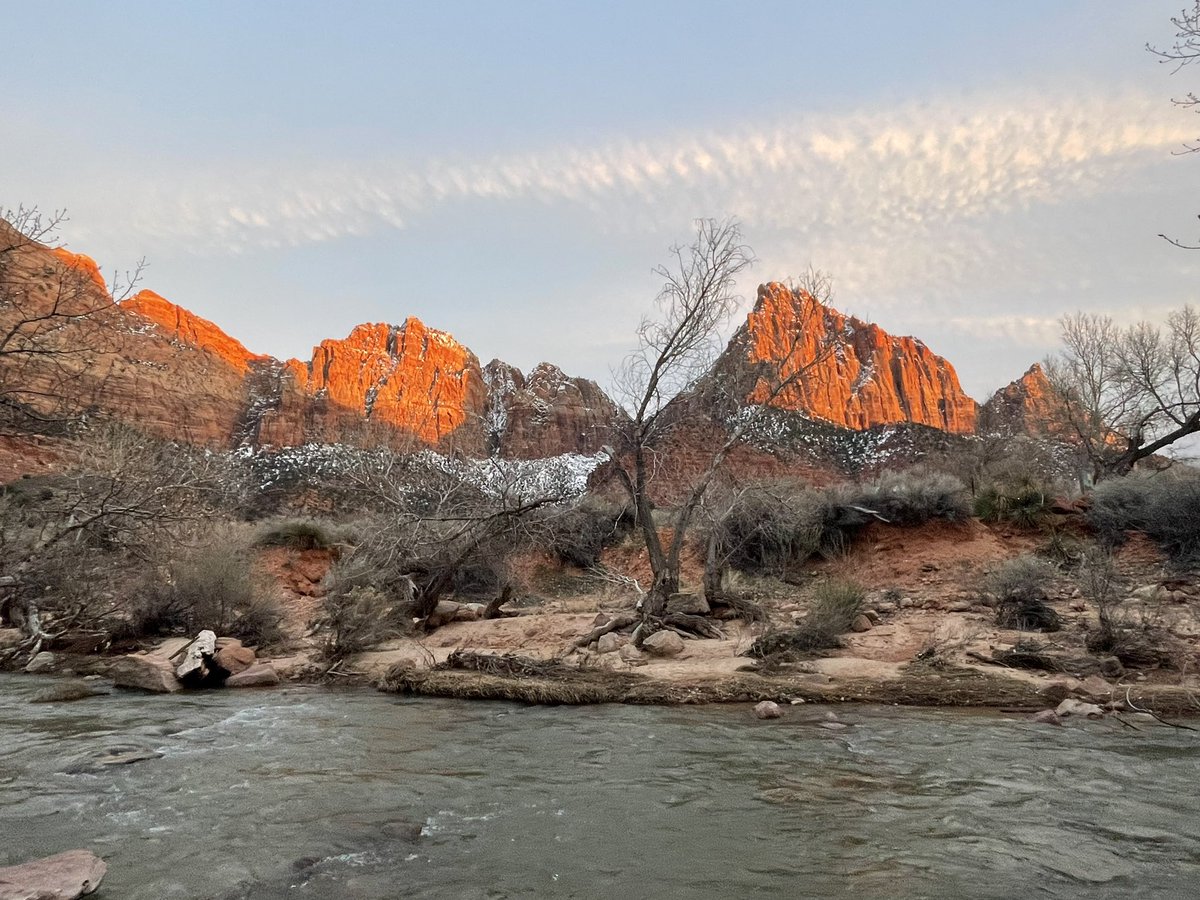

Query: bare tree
[1148,3,1200,248]
[1043,307,1200,481]
[0,205,142,431]
[0,423,250,652]
[611,218,836,618]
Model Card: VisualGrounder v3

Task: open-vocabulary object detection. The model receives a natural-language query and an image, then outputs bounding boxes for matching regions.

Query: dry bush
[1087,471,1200,565]
[314,585,412,660]
[1076,546,1177,669]
[983,554,1061,632]
[745,578,865,657]
[856,469,970,526]
[254,517,353,552]
[534,497,633,569]
[162,531,284,645]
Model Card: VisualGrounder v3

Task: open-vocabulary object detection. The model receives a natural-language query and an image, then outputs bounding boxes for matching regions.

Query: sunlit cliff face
[742,282,978,434]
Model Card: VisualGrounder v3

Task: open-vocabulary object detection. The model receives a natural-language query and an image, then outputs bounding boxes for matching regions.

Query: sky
[3,1,1199,401]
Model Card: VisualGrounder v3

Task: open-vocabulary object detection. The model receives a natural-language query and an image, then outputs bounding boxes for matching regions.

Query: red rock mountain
[4,225,1064,461]
[978,363,1069,437]
[715,282,978,433]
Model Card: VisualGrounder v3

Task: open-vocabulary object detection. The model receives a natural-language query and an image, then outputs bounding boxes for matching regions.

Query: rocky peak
[125,290,263,374]
[482,359,624,458]
[278,317,488,449]
[717,282,978,434]
[49,248,108,293]
[979,363,1067,437]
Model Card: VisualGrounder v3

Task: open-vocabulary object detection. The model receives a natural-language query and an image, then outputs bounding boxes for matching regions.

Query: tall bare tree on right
[1043,307,1200,481]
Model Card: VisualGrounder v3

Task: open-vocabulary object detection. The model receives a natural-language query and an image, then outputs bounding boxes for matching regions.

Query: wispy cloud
[69,88,1192,260]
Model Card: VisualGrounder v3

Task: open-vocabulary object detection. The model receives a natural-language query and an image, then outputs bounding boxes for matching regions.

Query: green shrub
[974,479,1053,528]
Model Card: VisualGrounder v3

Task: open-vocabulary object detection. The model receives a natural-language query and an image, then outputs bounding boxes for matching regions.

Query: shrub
[974,479,1053,528]
[537,498,633,568]
[746,578,865,656]
[983,555,1060,631]
[1088,472,1200,564]
[315,586,410,659]
[859,470,970,526]
[254,517,349,551]
[166,535,284,645]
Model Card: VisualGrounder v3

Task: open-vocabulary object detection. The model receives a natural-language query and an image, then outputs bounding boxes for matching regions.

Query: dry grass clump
[745,578,865,657]
[1087,472,1200,565]
[254,517,353,551]
[983,554,1061,632]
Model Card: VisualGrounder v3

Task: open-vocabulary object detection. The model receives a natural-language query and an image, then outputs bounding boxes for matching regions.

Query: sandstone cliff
[979,363,1068,437]
[714,282,978,433]
[483,360,624,458]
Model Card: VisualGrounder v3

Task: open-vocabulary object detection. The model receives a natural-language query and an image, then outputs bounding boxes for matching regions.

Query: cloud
[60,88,1193,262]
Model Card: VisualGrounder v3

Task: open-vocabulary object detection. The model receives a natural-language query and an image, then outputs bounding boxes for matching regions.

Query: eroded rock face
[125,290,264,374]
[979,363,1068,437]
[719,282,978,434]
[483,360,623,457]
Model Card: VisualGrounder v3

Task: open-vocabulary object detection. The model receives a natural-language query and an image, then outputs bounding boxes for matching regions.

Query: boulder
[754,700,783,719]
[214,638,256,675]
[596,633,623,654]
[0,628,22,651]
[1131,584,1166,602]
[850,615,873,633]
[618,644,647,665]
[455,603,486,622]
[1077,675,1114,701]
[426,600,461,628]
[176,630,217,682]
[1031,709,1064,726]
[225,663,280,688]
[641,630,685,658]
[109,655,182,693]
[1056,698,1105,719]
[0,850,106,899]
[23,651,61,675]
[665,592,710,616]
[30,680,107,704]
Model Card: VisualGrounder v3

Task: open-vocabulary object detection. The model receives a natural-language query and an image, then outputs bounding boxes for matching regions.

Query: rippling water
[1,674,1198,898]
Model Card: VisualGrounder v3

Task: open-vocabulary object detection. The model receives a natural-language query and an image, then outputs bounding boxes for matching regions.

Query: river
[1,675,1197,898]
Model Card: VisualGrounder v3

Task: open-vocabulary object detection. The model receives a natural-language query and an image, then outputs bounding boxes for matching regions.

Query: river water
[0,675,1197,899]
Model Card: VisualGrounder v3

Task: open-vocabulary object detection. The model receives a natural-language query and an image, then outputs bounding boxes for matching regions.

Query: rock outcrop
[979,363,1068,437]
[125,290,264,374]
[483,360,624,457]
[713,283,977,433]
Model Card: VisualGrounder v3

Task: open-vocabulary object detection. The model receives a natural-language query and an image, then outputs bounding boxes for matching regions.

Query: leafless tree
[1043,307,1200,481]
[1148,3,1200,248]
[0,204,143,431]
[611,218,836,618]
[0,423,250,651]
[317,446,581,649]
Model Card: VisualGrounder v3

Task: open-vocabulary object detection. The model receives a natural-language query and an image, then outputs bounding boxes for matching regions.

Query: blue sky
[4,1,1199,399]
